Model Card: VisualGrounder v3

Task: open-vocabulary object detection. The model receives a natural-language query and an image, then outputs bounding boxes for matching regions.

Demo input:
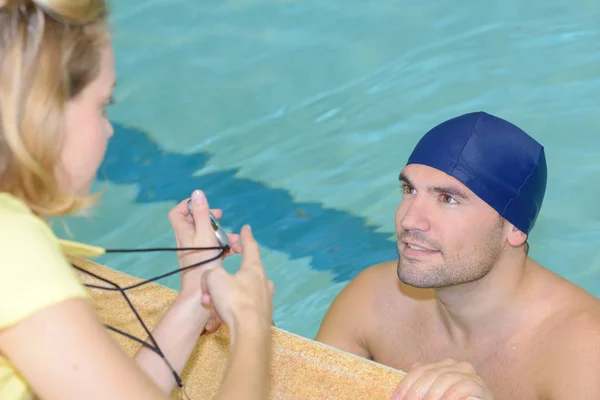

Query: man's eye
[440,194,457,204]
[401,184,415,194]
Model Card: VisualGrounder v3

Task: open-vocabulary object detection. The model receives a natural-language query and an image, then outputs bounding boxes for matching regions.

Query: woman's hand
[168,190,241,296]
[200,225,275,338]
[199,226,275,400]
[191,208,242,259]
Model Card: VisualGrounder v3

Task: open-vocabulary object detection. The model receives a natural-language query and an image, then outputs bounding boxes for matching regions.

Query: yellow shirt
[0,193,105,399]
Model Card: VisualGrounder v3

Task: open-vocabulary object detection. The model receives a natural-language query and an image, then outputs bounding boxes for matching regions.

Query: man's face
[395,164,507,288]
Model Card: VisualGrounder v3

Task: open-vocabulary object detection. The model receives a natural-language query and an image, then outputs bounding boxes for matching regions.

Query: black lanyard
[72,243,228,396]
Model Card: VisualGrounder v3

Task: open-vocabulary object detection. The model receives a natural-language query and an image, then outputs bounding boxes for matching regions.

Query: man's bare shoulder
[323,261,400,315]
[314,261,397,357]
[532,267,600,398]
[315,260,433,357]
[338,261,437,334]
[536,307,600,398]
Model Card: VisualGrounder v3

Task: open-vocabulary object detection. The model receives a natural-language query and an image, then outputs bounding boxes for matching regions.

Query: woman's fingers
[240,225,261,268]
[204,310,224,333]
[268,280,275,296]
[168,199,194,234]
[210,209,223,219]
[226,233,242,253]
[188,190,219,247]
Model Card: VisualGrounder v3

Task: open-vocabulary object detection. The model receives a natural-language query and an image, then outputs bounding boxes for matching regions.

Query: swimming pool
[55,0,600,340]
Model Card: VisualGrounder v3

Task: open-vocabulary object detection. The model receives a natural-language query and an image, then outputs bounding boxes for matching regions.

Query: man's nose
[399,197,431,233]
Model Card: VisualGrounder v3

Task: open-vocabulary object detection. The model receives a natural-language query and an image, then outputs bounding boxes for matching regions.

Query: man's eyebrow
[399,173,469,200]
[399,172,413,186]
[430,185,469,200]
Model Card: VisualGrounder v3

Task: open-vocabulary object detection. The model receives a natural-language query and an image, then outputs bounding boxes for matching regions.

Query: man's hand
[391,358,493,400]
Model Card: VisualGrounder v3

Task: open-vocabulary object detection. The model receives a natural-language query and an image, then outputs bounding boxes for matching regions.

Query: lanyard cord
[71,244,228,394]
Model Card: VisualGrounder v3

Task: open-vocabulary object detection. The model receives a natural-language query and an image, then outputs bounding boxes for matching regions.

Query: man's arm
[315,266,381,360]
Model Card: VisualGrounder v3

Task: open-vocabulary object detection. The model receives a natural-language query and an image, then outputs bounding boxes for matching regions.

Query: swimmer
[0,1,273,399]
[315,112,600,399]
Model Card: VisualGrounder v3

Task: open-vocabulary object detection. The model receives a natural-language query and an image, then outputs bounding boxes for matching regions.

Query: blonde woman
[0,1,274,399]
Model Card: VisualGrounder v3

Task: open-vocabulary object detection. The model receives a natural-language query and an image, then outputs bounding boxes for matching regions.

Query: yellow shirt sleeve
[0,211,89,329]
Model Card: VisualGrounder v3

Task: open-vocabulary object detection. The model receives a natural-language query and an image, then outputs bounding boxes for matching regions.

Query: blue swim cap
[405,111,547,235]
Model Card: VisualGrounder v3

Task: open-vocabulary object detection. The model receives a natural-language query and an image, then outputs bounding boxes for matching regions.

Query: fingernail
[247,224,252,232]
[192,190,206,204]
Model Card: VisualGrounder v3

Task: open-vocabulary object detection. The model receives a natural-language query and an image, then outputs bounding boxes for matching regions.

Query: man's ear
[506,224,527,247]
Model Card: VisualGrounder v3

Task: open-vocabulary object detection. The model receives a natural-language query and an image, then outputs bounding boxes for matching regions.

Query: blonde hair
[0,0,109,217]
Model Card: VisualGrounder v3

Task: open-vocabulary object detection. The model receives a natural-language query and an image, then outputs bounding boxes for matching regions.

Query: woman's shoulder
[0,192,37,215]
[0,192,63,256]
[0,192,89,330]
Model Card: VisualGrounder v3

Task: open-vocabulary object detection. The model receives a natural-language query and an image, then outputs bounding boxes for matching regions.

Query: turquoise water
[57,0,600,340]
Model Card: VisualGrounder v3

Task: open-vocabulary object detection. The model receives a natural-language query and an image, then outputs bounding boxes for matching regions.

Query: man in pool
[315,111,600,399]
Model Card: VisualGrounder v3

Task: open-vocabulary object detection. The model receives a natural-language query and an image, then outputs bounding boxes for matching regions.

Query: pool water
[55,0,600,339]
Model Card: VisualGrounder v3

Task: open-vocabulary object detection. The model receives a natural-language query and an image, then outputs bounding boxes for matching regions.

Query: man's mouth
[400,240,440,256]
[406,243,432,251]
